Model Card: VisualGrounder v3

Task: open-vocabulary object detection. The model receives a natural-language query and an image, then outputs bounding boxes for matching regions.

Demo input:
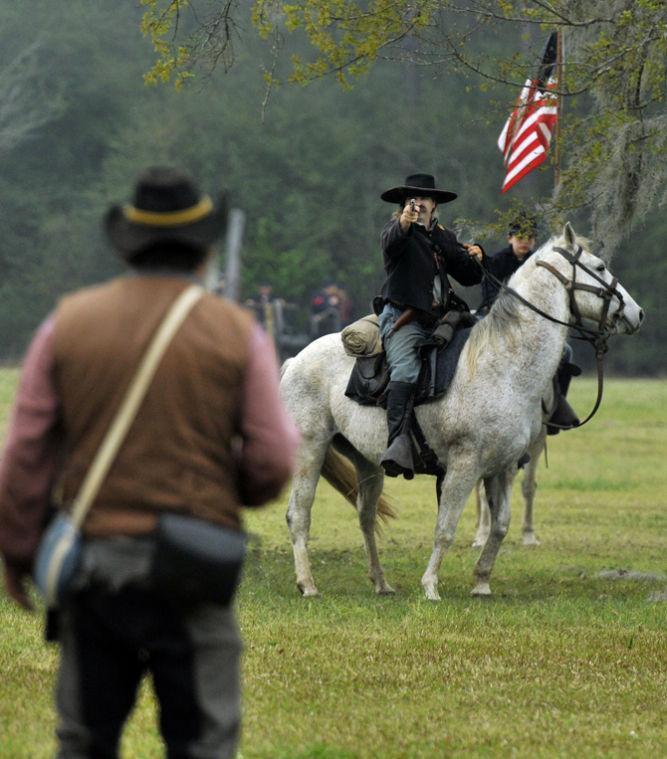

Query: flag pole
[554,28,563,189]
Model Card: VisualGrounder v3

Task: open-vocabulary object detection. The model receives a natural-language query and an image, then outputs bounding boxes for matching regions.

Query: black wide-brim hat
[105,167,228,257]
[380,173,457,204]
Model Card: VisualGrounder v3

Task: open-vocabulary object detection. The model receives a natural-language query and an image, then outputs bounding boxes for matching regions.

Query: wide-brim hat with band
[105,167,227,257]
[380,173,457,205]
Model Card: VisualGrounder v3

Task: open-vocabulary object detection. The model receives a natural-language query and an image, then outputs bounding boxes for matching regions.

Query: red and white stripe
[498,78,558,193]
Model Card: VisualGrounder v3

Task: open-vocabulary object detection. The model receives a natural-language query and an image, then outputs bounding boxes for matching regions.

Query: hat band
[123,196,213,227]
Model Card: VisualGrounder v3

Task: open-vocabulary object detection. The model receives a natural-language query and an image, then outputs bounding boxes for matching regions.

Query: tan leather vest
[52,275,254,536]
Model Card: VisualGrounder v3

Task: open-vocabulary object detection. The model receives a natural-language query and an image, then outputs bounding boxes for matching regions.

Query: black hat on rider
[380,173,457,205]
[105,167,228,261]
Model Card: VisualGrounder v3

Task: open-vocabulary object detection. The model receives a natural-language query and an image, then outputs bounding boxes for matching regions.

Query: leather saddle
[344,317,475,409]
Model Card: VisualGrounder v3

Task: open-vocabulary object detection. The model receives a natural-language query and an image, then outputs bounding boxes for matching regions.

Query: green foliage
[551,1,667,251]
[139,2,666,255]
[140,0,194,87]
[0,1,663,372]
[1,377,666,756]
[273,0,436,86]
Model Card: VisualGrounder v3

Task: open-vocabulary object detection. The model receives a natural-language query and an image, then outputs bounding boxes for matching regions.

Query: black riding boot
[547,359,581,435]
[381,381,417,479]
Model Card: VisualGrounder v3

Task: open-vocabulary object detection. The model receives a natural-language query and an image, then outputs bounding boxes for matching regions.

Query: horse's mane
[466,287,523,374]
[465,233,591,374]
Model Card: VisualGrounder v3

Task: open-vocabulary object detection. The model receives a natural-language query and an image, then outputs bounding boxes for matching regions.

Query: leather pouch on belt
[150,514,247,607]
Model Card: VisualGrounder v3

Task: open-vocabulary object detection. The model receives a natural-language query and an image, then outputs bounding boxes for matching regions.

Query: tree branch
[447,0,614,27]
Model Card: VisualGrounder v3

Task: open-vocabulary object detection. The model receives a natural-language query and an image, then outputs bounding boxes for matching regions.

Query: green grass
[1,376,665,757]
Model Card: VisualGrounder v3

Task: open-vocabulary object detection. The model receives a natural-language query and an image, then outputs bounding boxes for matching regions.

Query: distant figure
[245,283,277,336]
[245,284,308,362]
[0,167,299,758]
[334,284,353,325]
[310,282,351,337]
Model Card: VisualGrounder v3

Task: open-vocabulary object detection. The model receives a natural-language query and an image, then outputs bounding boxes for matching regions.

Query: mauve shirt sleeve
[238,324,300,506]
[0,316,61,568]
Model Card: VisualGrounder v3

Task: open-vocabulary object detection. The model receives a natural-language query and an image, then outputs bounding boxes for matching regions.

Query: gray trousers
[379,303,433,384]
[54,539,242,759]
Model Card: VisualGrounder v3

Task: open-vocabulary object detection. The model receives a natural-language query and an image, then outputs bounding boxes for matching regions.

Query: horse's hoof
[422,582,441,601]
[300,588,321,598]
[471,582,492,597]
[522,533,541,547]
[297,582,320,598]
[376,583,396,596]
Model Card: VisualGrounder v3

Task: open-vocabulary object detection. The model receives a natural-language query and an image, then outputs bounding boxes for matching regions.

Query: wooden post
[223,208,245,302]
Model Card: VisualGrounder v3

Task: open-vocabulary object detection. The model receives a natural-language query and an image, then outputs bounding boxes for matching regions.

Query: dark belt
[387,304,439,333]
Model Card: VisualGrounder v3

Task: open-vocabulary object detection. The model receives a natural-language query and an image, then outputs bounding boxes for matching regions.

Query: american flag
[498,32,559,193]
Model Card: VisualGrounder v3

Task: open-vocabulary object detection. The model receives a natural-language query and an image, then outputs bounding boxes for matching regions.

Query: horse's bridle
[536,245,627,347]
[480,243,627,429]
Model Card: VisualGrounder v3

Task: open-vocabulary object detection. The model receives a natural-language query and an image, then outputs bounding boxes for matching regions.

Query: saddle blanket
[345,326,473,408]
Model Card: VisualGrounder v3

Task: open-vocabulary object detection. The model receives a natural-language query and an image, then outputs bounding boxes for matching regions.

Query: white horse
[280,224,644,600]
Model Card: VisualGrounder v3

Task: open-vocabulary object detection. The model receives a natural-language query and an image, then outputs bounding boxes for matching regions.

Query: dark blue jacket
[379,218,483,315]
[478,244,533,315]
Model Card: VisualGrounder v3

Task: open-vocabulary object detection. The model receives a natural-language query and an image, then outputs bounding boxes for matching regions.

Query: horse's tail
[321,445,397,528]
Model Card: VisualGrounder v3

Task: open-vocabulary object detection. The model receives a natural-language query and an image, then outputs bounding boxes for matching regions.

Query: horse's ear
[563,221,576,247]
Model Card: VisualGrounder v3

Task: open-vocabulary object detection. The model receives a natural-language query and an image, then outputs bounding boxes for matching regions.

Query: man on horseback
[477,213,581,434]
[375,173,485,479]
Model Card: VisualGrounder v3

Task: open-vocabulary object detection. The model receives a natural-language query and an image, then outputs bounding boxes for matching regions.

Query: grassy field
[0,374,665,758]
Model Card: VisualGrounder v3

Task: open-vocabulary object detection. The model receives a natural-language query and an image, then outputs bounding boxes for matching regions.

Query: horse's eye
[596,264,606,273]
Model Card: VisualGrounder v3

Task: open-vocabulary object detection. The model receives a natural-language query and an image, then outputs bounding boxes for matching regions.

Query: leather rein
[481,244,627,429]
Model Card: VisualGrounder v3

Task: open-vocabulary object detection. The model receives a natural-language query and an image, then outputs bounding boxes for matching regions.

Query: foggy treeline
[0,2,663,374]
